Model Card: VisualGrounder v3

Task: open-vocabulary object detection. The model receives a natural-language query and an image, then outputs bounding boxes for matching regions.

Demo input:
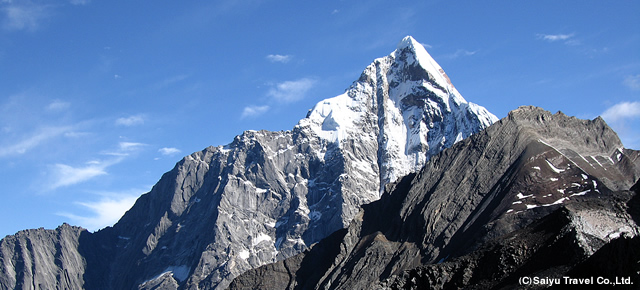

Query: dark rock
[0,36,495,289]
[231,106,640,290]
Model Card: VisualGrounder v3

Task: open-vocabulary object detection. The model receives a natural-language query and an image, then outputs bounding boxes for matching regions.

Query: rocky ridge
[229,106,640,289]
[0,36,496,289]
[0,224,86,289]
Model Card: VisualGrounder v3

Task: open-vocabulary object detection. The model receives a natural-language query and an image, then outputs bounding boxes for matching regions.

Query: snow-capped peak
[393,35,462,104]
[396,35,421,50]
[299,35,497,189]
[0,36,499,290]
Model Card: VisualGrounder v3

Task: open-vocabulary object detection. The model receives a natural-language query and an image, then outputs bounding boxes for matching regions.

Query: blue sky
[1,0,638,238]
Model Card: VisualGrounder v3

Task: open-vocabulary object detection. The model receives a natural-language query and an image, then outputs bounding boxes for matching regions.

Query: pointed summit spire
[397,35,422,50]
[395,35,456,90]
[302,35,497,187]
[0,36,500,290]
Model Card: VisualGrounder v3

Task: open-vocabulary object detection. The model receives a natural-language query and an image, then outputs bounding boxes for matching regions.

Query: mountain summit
[230,106,640,289]
[395,36,457,89]
[301,35,496,189]
[0,36,496,289]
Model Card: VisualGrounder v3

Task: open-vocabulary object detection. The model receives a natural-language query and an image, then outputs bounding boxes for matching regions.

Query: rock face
[0,224,87,290]
[229,106,640,289]
[0,36,496,289]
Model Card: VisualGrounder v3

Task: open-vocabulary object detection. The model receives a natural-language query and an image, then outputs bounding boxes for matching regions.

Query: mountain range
[230,106,640,289]
[1,36,638,290]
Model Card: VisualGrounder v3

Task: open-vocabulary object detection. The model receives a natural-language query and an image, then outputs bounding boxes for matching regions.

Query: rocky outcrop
[381,194,640,289]
[0,36,496,289]
[383,179,640,289]
[0,224,86,290]
[229,106,640,289]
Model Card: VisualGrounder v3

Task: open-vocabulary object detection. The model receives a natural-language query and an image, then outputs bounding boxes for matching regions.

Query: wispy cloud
[537,33,574,42]
[266,54,292,63]
[267,78,316,103]
[46,141,146,190]
[1,0,50,31]
[601,101,640,123]
[115,114,145,126]
[48,161,110,190]
[118,141,146,152]
[241,105,270,119]
[623,75,640,90]
[442,49,476,60]
[537,33,579,45]
[242,78,317,119]
[0,126,72,157]
[57,189,142,231]
[601,101,640,149]
[151,74,189,90]
[158,147,181,156]
[46,99,71,111]
[69,0,90,5]
[101,141,146,157]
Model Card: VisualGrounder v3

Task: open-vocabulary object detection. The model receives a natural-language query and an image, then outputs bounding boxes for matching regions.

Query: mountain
[229,106,640,289]
[0,36,497,289]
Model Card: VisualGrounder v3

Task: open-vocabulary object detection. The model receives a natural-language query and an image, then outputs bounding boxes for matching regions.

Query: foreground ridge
[230,106,640,289]
[0,36,496,289]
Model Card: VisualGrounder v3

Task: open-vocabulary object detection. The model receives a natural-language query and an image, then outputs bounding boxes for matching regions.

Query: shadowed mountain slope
[230,106,640,290]
[0,36,496,290]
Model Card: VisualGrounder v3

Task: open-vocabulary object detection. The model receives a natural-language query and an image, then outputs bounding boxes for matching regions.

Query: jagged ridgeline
[230,107,640,289]
[0,36,497,289]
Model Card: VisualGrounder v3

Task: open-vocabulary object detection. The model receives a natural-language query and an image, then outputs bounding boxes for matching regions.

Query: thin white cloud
[442,49,476,60]
[600,101,640,149]
[536,33,581,46]
[69,0,90,5]
[115,114,145,126]
[564,39,581,46]
[49,162,109,190]
[1,1,50,31]
[151,74,189,90]
[267,78,316,103]
[46,140,145,190]
[119,141,146,152]
[623,75,640,90]
[266,54,292,63]
[601,101,640,123]
[46,99,70,111]
[537,33,575,42]
[159,147,181,156]
[57,190,142,231]
[102,141,146,157]
[0,126,72,157]
[64,131,90,138]
[241,105,270,119]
